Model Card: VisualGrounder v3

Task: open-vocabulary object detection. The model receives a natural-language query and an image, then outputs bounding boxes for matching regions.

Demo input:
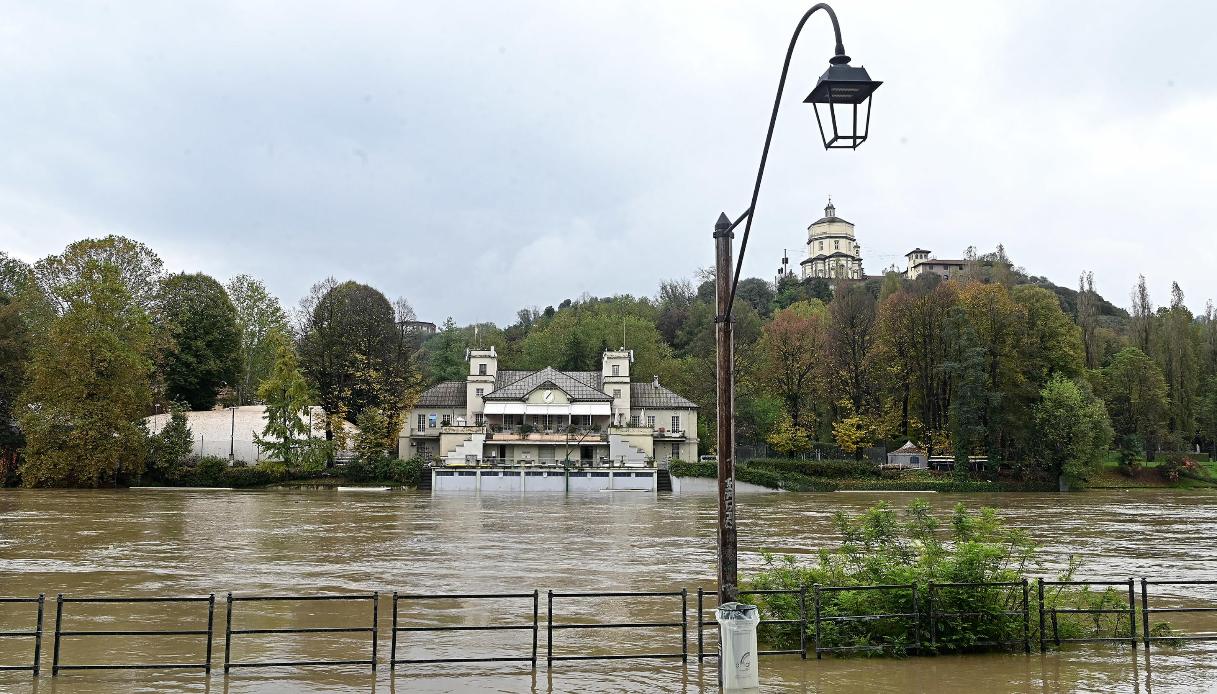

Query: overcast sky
[2,1,1215,324]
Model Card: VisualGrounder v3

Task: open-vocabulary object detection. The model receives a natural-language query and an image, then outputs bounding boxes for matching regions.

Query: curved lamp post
[714,3,880,605]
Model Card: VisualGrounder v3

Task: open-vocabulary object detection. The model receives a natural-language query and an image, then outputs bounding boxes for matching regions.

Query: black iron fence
[0,595,44,675]
[1141,579,1217,647]
[928,580,1030,653]
[390,591,539,667]
[3,579,1216,679]
[546,590,687,665]
[1038,579,1137,650]
[51,594,215,675]
[224,592,378,672]
[695,588,807,660]
[813,583,920,658]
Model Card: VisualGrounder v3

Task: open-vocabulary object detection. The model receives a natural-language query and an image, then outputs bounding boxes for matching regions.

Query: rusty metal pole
[714,212,739,606]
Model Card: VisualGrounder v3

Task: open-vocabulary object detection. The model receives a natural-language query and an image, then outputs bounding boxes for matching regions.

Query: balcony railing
[432,457,654,470]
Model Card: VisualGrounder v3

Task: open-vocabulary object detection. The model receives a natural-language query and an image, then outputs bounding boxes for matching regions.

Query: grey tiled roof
[631,382,698,409]
[417,381,467,408]
[484,367,612,401]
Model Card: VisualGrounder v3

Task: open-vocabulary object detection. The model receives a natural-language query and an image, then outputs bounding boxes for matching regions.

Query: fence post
[52,593,63,676]
[911,583,921,655]
[696,588,704,661]
[371,591,379,670]
[799,587,808,660]
[1037,579,1045,653]
[532,589,540,668]
[1126,578,1137,648]
[927,581,936,651]
[224,592,233,674]
[1140,578,1150,649]
[205,593,215,674]
[33,593,45,677]
[390,591,398,670]
[1021,578,1030,654]
[813,584,822,660]
[546,590,553,668]
[681,588,688,662]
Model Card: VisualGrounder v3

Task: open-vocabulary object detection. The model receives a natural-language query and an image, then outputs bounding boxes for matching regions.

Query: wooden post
[714,212,738,606]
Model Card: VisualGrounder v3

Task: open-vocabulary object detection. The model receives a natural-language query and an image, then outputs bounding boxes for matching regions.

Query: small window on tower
[834,240,840,250]
[612,364,620,376]
[476,388,484,397]
[613,389,621,398]
[478,363,487,376]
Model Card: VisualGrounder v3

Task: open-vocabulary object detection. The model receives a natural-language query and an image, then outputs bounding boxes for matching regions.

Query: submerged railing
[0,595,44,675]
[51,594,215,675]
[2,578,1214,679]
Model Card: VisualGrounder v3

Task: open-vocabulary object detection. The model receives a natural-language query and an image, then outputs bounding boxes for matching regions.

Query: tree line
[2,237,1213,488]
[0,236,422,486]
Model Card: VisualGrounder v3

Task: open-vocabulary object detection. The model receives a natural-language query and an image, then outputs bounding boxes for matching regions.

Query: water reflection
[1,488,1216,692]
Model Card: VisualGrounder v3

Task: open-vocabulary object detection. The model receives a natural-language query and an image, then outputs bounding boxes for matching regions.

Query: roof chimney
[652,375,660,389]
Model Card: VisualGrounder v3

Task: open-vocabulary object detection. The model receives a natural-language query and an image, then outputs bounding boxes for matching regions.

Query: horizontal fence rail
[51,594,215,676]
[928,580,1030,653]
[696,588,807,660]
[6,577,1217,678]
[1039,579,1137,651]
[547,590,687,665]
[224,593,378,672]
[0,595,44,675]
[813,583,920,658]
[1141,579,1217,647]
[390,591,539,668]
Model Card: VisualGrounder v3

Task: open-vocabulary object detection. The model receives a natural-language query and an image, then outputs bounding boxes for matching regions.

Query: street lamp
[229,405,238,464]
[714,2,880,606]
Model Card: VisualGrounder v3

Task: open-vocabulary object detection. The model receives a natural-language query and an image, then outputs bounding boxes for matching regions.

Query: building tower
[800,197,864,280]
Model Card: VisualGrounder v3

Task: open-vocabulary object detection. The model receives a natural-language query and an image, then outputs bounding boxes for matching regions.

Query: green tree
[1034,376,1113,488]
[0,253,38,481]
[298,279,421,448]
[18,261,153,487]
[145,404,193,481]
[1155,282,1200,439]
[226,274,290,405]
[766,412,812,456]
[255,332,312,466]
[33,236,164,315]
[422,318,471,383]
[1097,347,1169,457]
[945,310,989,467]
[353,407,394,462]
[754,301,828,432]
[157,273,241,410]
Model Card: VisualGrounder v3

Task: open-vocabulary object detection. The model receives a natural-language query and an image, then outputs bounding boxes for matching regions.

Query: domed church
[799,198,864,280]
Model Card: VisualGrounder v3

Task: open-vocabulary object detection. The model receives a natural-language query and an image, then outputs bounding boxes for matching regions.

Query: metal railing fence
[51,594,215,675]
[390,591,539,667]
[546,590,687,665]
[1141,579,1217,647]
[223,592,378,672]
[695,588,807,660]
[1038,579,1137,650]
[813,583,920,658]
[0,595,44,675]
[927,580,1030,653]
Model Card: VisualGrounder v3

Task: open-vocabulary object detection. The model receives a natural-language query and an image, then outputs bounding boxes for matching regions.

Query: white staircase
[444,433,486,465]
[608,434,649,465]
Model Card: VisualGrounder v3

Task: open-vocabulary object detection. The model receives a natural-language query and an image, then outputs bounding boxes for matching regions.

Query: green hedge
[746,458,882,479]
[670,460,1051,492]
[342,457,424,486]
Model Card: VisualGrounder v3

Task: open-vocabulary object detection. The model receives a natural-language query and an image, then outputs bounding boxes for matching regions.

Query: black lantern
[804,59,881,149]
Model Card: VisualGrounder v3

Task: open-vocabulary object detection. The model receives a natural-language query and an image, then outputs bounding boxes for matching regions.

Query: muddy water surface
[1,488,1216,693]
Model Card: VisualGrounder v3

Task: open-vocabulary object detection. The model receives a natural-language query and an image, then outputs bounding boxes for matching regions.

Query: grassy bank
[670,458,1055,492]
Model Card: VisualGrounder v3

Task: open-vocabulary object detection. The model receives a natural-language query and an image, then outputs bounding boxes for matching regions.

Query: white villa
[903,248,966,280]
[800,198,864,280]
[399,347,699,470]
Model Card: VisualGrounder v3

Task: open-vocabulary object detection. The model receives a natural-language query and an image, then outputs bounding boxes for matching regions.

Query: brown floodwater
[2,488,1216,693]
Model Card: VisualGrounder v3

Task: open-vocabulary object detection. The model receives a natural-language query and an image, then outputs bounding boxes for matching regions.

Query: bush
[343,456,423,486]
[745,502,1129,655]
[746,458,881,479]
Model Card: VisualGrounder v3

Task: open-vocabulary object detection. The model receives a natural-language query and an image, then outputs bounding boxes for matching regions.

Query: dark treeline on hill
[1,236,1215,488]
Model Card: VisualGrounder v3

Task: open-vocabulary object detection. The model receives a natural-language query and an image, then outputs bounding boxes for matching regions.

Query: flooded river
[2,488,1216,693]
